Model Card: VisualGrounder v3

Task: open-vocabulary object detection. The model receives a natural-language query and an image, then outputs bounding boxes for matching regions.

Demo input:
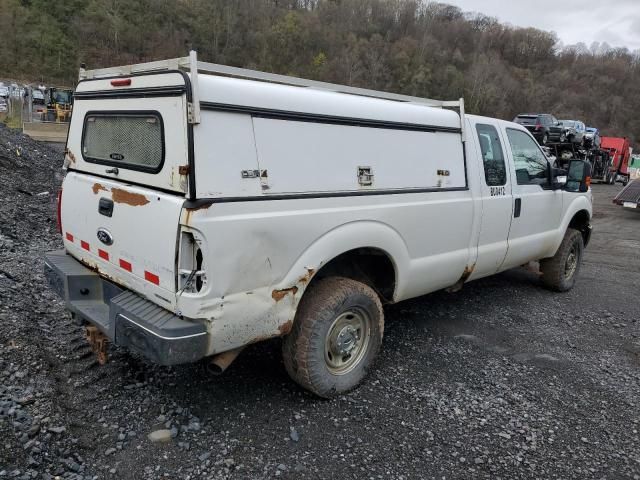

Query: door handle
[514,198,522,218]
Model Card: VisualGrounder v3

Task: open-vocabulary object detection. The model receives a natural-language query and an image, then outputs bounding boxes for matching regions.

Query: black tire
[282,276,384,398]
[540,229,584,292]
[541,133,549,145]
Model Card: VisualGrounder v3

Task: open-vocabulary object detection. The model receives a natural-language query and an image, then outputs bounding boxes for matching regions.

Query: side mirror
[551,167,567,190]
[565,160,592,192]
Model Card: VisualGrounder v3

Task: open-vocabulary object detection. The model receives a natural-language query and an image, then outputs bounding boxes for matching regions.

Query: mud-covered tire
[282,277,384,398]
[540,228,584,292]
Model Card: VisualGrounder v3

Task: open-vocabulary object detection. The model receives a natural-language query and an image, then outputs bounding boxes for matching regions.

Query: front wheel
[282,277,384,398]
[540,229,584,292]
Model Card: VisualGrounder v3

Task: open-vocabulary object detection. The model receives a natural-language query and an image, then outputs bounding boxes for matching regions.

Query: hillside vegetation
[2,0,639,144]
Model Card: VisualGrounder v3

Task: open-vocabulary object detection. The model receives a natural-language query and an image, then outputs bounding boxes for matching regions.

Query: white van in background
[45,52,593,397]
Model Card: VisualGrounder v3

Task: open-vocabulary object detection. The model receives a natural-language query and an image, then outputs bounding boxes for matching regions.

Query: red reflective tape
[98,249,109,261]
[81,240,90,251]
[144,271,160,285]
[65,232,74,242]
[119,259,132,272]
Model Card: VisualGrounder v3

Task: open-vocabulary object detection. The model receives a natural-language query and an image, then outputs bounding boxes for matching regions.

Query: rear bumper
[44,250,208,365]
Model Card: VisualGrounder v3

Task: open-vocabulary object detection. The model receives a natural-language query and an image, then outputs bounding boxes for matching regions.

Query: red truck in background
[600,137,631,185]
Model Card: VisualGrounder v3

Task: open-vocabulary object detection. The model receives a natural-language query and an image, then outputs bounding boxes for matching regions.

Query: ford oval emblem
[96,228,114,246]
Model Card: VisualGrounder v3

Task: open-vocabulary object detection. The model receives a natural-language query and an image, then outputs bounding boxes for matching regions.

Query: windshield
[53,91,72,104]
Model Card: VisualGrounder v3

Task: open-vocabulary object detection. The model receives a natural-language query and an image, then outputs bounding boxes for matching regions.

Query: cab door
[469,120,514,279]
[501,127,563,269]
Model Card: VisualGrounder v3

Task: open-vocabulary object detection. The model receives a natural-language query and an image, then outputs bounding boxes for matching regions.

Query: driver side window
[506,129,550,186]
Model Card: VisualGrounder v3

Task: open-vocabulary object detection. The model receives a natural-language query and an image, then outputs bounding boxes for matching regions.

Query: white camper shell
[45,52,593,397]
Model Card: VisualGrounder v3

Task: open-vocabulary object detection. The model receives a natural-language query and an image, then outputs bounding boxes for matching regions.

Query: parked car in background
[0,86,8,98]
[0,99,7,113]
[513,113,564,145]
[584,127,601,148]
[10,83,21,97]
[32,89,45,104]
[560,120,586,145]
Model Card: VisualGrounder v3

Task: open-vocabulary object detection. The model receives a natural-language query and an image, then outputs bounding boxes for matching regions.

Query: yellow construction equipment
[42,87,73,123]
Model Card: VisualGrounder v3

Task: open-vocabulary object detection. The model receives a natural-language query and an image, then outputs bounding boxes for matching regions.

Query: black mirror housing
[566,160,592,192]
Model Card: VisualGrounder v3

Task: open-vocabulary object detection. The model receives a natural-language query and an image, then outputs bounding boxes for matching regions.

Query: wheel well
[569,210,591,246]
[311,248,396,303]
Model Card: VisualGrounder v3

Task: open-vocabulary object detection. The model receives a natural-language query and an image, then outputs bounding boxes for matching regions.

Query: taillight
[535,122,542,131]
[56,189,63,233]
[177,230,206,294]
[585,176,591,189]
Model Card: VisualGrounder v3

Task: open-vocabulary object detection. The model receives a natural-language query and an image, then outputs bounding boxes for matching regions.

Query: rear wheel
[540,228,584,292]
[282,277,384,398]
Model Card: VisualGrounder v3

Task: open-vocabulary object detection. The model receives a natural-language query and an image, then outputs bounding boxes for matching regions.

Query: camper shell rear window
[81,111,165,173]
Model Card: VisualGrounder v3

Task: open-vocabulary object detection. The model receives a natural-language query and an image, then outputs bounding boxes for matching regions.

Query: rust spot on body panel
[299,268,316,285]
[112,188,149,206]
[272,286,298,302]
[65,149,76,164]
[186,203,212,213]
[92,183,108,194]
[278,320,293,335]
[460,263,476,282]
[447,263,476,293]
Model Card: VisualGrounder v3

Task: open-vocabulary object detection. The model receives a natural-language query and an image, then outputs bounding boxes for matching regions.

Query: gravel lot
[0,125,639,479]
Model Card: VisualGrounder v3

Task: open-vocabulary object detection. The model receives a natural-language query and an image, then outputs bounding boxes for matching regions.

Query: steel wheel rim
[565,245,579,279]
[324,308,371,375]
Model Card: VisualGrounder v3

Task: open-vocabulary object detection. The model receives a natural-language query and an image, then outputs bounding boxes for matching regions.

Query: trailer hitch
[85,325,108,365]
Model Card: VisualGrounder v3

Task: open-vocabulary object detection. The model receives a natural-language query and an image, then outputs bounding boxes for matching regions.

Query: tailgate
[61,172,184,311]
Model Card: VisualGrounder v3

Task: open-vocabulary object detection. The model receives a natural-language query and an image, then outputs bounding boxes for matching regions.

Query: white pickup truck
[45,52,593,397]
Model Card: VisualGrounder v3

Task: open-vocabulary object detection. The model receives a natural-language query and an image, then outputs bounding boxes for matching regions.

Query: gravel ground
[0,124,639,479]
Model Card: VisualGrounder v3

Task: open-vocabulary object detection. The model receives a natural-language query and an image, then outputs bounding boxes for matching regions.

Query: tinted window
[515,115,537,125]
[476,124,507,186]
[506,129,550,186]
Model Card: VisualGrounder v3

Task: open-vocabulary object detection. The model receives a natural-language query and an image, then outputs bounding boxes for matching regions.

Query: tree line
[2,0,639,146]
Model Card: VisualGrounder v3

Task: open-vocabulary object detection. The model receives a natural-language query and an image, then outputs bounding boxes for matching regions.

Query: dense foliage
[2,0,639,145]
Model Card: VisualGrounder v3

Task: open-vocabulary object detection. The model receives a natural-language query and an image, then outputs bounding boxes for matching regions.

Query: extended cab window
[82,112,164,173]
[476,124,506,186]
[506,129,549,186]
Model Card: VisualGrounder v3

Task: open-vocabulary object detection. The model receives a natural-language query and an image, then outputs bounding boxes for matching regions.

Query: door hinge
[178,165,190,175]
